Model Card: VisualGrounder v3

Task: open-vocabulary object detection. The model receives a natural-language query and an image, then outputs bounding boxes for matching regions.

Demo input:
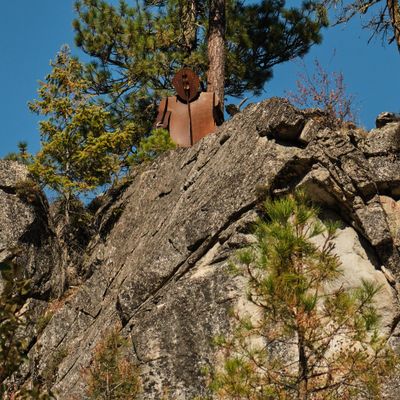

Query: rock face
[0,160,61,298]
[2,98,400,399]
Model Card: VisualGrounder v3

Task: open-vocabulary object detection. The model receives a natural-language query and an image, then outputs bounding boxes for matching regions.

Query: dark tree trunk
[207,0,226,109]
[298,328,309,400]
[387,0,400,52]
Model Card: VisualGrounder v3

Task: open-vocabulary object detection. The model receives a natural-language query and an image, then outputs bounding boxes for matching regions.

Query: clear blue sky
[0,1,399,158]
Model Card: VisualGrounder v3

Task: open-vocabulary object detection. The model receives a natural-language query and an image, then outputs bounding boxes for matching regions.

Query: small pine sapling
[128,128,176,164]
[83,329,141,400]
[208,192,397,399]
[4,142,32,165]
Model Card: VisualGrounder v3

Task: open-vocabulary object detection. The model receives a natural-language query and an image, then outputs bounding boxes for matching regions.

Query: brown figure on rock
[154,68,223,147]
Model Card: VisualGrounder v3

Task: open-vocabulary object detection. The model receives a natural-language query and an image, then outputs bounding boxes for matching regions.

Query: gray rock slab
[3,99,400,399]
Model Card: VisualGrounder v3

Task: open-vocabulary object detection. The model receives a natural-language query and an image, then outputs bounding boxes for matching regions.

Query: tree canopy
[29,1,329,203]
[29,46,134,218]
[73,0,328,125]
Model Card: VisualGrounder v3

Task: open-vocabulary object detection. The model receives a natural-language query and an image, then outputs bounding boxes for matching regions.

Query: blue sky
[0,1,399,158]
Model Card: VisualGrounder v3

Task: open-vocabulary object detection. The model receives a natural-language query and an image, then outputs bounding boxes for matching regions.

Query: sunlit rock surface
[2,98,400,398]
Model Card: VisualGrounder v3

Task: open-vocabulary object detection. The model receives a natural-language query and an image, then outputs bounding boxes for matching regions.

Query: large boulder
[376,111,400,128]
[3,98,400,398]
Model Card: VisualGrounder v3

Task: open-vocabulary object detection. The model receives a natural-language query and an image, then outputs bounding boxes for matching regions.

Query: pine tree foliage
[209,192,397,399]
[29,46,135,210]
[73,0,328,124]
[128,128,176,164]
[4,142,32,165]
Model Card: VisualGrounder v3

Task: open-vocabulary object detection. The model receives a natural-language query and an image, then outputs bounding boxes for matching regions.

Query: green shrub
[84,329,141,400]
[128,128,176,165]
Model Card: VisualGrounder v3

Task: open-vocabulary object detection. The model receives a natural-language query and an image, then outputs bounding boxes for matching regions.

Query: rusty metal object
[171,68,198,144]
[154,98,171,130]
[155,68,222,147]
[172,68,200,102]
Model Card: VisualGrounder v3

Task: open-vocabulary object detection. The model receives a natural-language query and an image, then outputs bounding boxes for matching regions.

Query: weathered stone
[2,98,400,399]
[0,160,29,189]
[298,119,322,144]
[340,155,377,198]
[255,97,305,141]
[380,195,400,247]
[367,156,400,196]
[27,99,304,399]
[363,122,400,155]
[297,165,346,207]
[376,112,400,128]
[315,214,397,330]
[0,161,61,298]
[354,198,392,247]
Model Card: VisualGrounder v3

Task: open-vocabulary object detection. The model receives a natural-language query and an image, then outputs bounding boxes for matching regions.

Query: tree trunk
[207,0,226,109]
[297,323,309,400]
[387,0,400,52]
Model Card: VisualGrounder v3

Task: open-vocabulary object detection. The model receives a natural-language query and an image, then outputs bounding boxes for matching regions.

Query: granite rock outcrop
[0,160,61,298]
[2,98,400,399]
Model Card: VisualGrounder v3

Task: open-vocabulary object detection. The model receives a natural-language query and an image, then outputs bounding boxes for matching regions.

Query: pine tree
[29,45,135,223]
[4,141,32,165]
[208,192,397,399]
[73,0,328,124]
[128,128,176,164]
